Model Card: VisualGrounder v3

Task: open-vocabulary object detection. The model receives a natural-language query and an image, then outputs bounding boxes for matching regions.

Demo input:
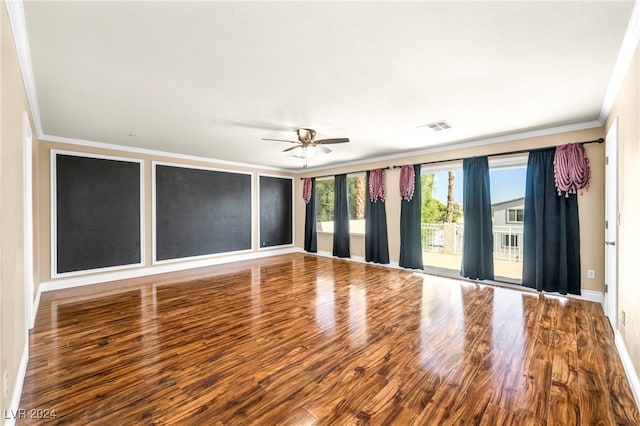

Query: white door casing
[605,117,619,330]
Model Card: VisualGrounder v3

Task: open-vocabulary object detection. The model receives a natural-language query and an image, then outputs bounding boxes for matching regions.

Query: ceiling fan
[262,128,349,160]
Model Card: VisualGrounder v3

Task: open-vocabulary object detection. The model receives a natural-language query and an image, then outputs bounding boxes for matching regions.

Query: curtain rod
[299,137,604,179]
[300,166,390,180]
[391,137,604,168]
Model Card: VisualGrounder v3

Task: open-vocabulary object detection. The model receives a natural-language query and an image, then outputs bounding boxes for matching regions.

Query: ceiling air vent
[418,120,453,131]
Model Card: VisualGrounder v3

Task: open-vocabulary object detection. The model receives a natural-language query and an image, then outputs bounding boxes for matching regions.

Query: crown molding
[5,0,43,136]
[40,134,293,173]
[600,0,640,122]
[296,120,603,174]
[40,121,602,177]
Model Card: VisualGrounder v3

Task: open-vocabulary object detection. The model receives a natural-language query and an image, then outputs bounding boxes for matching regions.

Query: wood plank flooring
[18,254,640,425]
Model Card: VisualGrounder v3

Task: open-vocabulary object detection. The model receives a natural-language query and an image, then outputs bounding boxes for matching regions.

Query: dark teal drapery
[399,164,423,269]
[304,178,317,253]
[365,171,389,264]
[332,174,350,258]
[522,149,581,295]
[461,156,494,280]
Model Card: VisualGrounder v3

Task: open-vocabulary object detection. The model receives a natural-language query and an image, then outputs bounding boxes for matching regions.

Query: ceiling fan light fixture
[264,127,348,162]
[303,145,316,158]
[287,145,316,159]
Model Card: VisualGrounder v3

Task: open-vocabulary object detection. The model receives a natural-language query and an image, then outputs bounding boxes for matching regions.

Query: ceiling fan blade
[262,138,298,144]
[316,145,332,154]
[316,138,350,144]
[283,145,302,152]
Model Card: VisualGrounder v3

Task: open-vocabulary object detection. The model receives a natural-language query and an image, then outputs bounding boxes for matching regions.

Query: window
[420,167,464,270]
[416,159,527,282]
[315,174,366,234]
[507,208,524,223]
[489,159,527,280]
[502,234,519,248]
[420,170,463,226]
[347,174,366,234]
[315,178,334,232]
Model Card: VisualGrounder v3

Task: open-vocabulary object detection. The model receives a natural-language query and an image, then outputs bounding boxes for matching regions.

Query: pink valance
[399,165,415,202]
[554,143,590,197]
[302,177,312,204]
[368,169,385,202]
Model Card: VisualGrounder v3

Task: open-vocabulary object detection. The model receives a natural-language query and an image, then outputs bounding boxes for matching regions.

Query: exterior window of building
[502,234,519,248]
[507,208,524,223]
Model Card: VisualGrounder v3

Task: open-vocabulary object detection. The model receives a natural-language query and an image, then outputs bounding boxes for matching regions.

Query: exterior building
[492,197,525,260]
[492,197,525,226]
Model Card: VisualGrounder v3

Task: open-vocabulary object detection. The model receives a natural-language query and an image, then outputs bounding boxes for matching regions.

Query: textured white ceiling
[23,1,634,170]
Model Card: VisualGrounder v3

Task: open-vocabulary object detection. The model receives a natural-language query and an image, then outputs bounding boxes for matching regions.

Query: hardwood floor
[19,254,640,425]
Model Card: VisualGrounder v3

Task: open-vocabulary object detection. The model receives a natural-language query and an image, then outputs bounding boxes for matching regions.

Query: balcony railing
[493,225,523,262]
[421,223,523,262]
[421,224,445,253]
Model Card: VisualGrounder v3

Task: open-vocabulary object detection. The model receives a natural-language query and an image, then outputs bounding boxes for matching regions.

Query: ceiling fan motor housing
[297,128,316,143]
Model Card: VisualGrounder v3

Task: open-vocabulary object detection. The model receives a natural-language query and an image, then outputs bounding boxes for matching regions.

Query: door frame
[605,117,619,330]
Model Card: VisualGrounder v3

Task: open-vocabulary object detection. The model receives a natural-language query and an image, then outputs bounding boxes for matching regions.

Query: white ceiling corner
[600,0,640,122]
[5,0,43,136]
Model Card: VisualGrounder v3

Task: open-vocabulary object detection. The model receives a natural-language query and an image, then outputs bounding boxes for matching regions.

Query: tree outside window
[315,174,366,233]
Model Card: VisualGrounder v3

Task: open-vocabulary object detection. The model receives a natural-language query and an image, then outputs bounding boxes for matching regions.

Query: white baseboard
[572,289,605,307]
[316,250,361,262]
[311,250,404,269]
[4,342,28,426]
[615,331,640,410]
[315,251,371,266]
[31,287,41,329]
[39,247,301,293]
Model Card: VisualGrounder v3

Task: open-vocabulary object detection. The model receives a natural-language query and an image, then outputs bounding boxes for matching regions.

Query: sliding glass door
[420,157,527,283]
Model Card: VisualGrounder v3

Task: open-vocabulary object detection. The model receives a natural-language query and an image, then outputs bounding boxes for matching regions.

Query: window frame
[346,172,366,235]
[315,176,335,234]
[314,172,367,235]
[501,233,519,248]
[506,207,525,223]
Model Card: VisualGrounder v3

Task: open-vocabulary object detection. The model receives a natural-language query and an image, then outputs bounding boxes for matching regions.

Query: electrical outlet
[3,370,8,400]
[587,269,595,279]
[622,310,626,327]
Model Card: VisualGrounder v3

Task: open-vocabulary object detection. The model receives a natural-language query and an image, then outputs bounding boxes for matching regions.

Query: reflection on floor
[19,254,639,425]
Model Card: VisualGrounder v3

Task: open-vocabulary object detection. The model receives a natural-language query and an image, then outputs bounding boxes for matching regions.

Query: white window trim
[420,161,462,175]
[488,154,528,169]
